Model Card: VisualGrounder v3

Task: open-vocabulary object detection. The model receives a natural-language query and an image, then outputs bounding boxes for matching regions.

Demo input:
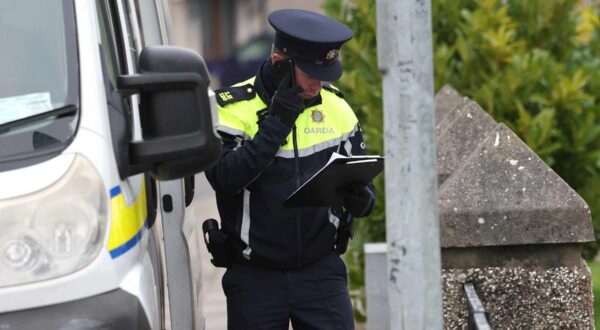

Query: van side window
[96,0,126,88]
[96,0,158,226]
[96,0,133,179]
[135,0,163,46]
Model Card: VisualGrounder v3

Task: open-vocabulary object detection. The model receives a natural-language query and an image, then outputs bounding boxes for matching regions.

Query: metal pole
[376,0,443,329]
[464,283,492,330]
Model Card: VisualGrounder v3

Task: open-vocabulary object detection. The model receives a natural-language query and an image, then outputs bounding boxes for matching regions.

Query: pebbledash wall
[365,86,595,329]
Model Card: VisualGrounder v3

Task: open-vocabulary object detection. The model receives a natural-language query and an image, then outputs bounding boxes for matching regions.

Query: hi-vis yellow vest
[215,77,360,158]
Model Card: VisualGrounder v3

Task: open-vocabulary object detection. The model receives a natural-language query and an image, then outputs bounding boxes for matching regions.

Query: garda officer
[205,9,375,330]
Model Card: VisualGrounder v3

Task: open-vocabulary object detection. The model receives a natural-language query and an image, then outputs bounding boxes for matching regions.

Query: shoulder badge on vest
[215,84,256,107]
[322,83,344,99]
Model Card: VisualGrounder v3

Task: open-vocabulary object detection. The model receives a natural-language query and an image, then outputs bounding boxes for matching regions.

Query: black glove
[202,219,233,268]
[206,229,232,268]
[337,183,374,217]
[270,72,304,127]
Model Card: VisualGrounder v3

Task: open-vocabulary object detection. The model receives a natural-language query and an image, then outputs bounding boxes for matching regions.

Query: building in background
[168,0,322,87]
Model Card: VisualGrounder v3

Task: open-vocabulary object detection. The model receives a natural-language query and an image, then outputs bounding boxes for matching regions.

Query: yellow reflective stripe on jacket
[108,181,147,258]
[280,88,357,151]
[216,79,358,156]
[276,123,360,158]
[217,77,264,138]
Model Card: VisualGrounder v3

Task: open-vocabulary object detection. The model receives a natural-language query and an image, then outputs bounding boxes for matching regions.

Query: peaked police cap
[268,9,353,81]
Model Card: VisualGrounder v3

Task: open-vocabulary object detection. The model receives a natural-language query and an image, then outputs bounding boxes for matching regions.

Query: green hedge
[325,0,600,321]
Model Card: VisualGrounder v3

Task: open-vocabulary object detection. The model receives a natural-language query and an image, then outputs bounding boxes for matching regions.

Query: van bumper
[0,289,151,329]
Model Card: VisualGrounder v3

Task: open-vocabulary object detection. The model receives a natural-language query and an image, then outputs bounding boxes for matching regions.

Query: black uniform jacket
[205,59,375,268]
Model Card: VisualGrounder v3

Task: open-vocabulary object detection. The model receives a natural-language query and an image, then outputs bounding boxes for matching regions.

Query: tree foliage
[323,0,383,321]
[324,0,600,321]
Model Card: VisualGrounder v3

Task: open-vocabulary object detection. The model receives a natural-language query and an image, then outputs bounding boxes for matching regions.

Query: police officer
[205,9,375,330]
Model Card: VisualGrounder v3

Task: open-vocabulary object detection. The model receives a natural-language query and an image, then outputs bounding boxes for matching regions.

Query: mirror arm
[130,131,208,165]
[117,72,204,95]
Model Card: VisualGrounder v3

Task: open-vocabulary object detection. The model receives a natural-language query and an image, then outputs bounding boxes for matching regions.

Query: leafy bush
[325,0,600,321]
[323,0,383,321]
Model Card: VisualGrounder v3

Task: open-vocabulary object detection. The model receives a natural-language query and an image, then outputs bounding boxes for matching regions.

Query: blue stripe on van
[108,218,149,259]
[109,185,121,198]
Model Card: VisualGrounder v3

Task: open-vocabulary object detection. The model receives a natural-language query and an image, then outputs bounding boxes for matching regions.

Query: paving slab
[192,175,227,330]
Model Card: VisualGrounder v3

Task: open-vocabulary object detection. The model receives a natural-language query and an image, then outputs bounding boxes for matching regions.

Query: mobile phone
[273,59,296,87]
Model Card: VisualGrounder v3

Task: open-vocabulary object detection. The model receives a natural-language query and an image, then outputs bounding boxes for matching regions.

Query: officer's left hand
[270,73,304,128]
[337,184,374,217]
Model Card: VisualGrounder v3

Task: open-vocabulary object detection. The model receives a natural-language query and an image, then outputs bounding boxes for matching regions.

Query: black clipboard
[283,153,384,207]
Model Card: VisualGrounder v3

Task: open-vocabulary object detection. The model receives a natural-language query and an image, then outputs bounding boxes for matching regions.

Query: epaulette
[322,83,344,99]
[215,84,256,107]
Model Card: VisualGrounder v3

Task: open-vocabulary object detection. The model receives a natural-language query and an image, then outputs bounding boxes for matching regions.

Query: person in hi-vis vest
[205,9,376,330]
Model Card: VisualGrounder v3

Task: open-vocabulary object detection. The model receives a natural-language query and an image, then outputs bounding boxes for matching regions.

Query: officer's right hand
[337,183,374,217]
[270,72,304,128]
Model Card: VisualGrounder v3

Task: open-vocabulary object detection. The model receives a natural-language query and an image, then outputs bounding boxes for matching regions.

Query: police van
[0,0,221,329]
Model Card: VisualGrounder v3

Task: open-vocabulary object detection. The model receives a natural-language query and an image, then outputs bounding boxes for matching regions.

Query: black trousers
[222,252,354,330]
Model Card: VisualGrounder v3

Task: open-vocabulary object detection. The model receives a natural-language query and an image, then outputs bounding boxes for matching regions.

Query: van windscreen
[0,0,79,169]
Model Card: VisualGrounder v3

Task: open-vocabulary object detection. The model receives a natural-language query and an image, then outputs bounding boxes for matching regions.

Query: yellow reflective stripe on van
[107,182,147,259]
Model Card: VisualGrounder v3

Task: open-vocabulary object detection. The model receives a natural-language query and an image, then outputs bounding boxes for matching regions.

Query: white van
[0,0,221,329]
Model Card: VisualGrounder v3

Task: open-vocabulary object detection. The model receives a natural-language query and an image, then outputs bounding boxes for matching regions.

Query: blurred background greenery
[324,0,600,323]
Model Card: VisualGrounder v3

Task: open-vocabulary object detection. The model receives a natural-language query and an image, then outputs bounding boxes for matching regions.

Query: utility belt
[202,213,354,268]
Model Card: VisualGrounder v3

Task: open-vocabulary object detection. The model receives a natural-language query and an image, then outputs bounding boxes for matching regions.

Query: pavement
[191,174,227,330]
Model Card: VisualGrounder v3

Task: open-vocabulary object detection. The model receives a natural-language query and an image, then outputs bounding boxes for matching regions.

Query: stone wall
[436,85,595,329]
[365,86,596,329]
[443,266,592,329]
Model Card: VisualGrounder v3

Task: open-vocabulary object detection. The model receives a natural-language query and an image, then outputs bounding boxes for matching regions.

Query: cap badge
[311,109,325,123]
[325,49,338,62]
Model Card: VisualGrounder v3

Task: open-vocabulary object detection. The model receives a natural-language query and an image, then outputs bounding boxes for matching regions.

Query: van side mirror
[118,46,221,180]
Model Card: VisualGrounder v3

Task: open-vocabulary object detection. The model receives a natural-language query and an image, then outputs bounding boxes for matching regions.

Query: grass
[589,260,600,329]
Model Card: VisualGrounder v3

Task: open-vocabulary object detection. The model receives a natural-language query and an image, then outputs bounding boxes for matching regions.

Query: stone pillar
[437,91,595,329]
[365,87,596,329]
[436,99,497,184]
[434,85,464,125]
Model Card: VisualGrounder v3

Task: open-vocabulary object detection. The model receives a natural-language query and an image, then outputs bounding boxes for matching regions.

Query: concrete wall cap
[435,84,464,125]
[439,123,594,247]
[364,243,388,254]
[437,100,498,185]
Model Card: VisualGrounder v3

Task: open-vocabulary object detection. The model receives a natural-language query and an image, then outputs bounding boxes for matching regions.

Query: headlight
[0,155,107,287]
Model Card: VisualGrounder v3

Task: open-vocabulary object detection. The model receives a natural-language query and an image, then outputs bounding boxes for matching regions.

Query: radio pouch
[335,211,354,255]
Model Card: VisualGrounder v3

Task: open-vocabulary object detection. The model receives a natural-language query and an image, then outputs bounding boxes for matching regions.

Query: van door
[96,0,161,328]
[123,1,203,329]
